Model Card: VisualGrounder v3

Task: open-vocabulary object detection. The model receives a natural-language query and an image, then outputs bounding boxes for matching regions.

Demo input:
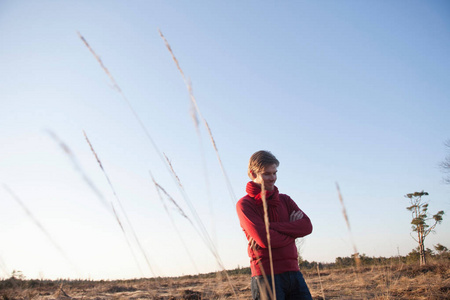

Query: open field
[2,262,449,300]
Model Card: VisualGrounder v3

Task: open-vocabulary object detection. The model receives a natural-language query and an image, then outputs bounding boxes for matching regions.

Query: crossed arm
[236,198,313,249]
[269,195,313,238]
[269,210,313,239]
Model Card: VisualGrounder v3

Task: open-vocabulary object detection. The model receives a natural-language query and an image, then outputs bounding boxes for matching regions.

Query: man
[236,150,313,300]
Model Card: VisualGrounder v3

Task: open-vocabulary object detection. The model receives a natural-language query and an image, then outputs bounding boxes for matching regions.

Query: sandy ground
[1,263,449,299]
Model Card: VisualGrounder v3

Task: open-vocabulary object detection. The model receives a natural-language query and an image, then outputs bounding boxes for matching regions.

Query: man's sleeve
[236,199,294,249]
[269,196,313,238]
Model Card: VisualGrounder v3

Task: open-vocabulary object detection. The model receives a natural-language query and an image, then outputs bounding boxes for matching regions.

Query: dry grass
[304,262,450,300]
[2,262,449,300]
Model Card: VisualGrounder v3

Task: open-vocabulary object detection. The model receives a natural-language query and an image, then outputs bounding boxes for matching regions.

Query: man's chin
[265,185,275,191]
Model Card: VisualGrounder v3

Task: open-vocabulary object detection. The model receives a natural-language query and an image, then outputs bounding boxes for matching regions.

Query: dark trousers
[251,271,312,300]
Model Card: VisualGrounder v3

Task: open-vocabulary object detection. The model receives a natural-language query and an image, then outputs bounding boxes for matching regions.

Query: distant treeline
[300,246,450,270]
[2,247,449,285]
[226,246,450,275]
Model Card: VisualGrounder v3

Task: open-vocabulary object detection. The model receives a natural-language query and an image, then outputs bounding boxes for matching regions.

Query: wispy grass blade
[158,29,216,243]
[336,182,361,269]
[150,167,239,299]
[260,183,276,300]
[249,242,273,300]
[317,264,326,300]
[3,184,80,276]
[77,33,121,94]
[77,32,166,167]
[109,204,146,276]
[0,251,10,277]
[83,131,157,277]
[163,154,216,249]
[158,29,236,204]
[149,171,199,273]
[46,130,109,210]
[157,29,198,128]
[47,130,146,276]
[152,179,193,225]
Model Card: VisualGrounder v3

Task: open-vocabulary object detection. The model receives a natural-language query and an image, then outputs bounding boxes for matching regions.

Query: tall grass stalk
[0,255,9,277]
[77,33,168,174]
[316,264,326,300]
[83,131,157,277]
[47,130,146,276]
[335,182,361,269]
[47,130,109,210]
[3,184,80,276]
[163,154,238,290]
[158,29,228,249]
[250,242,273,300]
[151,163,240,299]
[150,173,194,226]
[48,130,108,209]
[163,153,224,266]
[158,29,236,205]
[260,183,276,300]
[335,182,367,299]
[163,154,214,242]
[149,172,199,274]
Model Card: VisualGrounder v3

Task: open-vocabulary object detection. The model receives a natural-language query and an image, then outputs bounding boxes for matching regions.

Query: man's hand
[290,210,304,222]
[248,237,259,250]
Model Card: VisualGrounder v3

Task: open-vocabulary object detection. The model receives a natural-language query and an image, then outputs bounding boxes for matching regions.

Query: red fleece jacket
[236,193,313,277]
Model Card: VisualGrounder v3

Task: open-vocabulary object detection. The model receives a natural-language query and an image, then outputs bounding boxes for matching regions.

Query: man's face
[252,164,278,191]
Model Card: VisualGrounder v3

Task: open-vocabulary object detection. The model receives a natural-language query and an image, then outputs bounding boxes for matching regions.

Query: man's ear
[249,170,257,180]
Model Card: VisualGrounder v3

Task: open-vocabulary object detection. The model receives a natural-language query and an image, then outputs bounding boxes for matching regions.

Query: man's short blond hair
[248,150,280,179]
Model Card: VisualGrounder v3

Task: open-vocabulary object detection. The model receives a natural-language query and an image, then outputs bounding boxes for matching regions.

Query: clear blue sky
[1,0,449,280]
